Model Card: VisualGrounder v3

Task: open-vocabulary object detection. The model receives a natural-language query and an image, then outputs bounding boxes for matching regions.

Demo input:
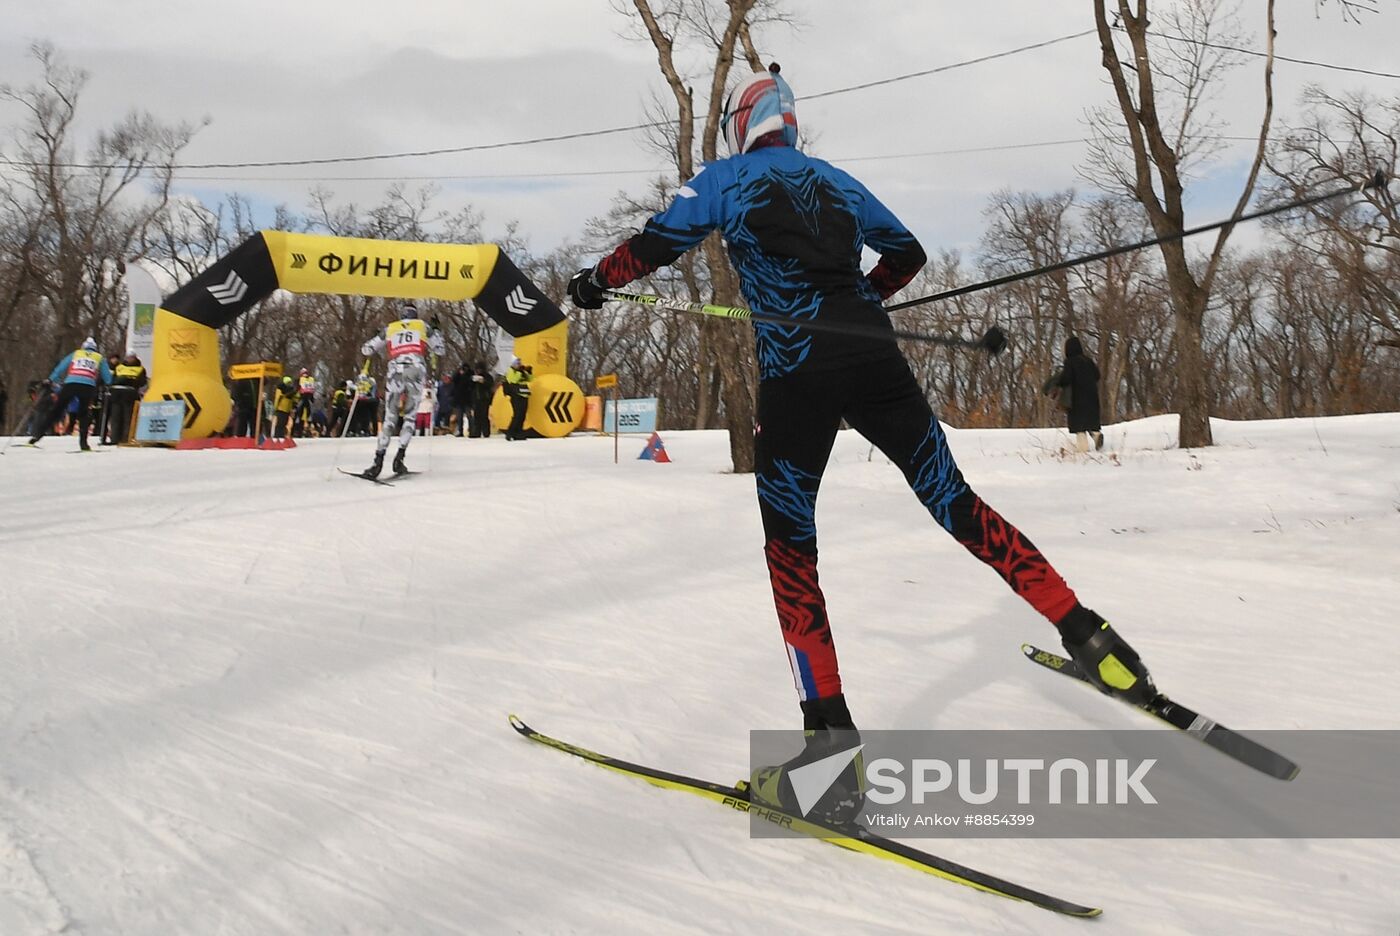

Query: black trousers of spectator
[329,405,349,437]
[106,387,139,443]
[234,406,256,437]
[30,384,96,446]
[292,396,313,435]
[471,399,492,438]
[506,394,528,440]
[349,400,374,436]
[273,411,293,439]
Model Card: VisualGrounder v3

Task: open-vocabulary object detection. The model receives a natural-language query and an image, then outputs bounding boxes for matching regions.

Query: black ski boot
[1057,605,1155,706]
[748,693,864,826]
[362,450,385,480]
[391,449,408,476]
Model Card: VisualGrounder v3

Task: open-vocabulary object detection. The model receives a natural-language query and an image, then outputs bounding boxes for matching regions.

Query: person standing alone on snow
[567,63,1154,820]
[28,337,112,451]
[358,301,445,478]
[1057,336,1103,452]
[502,359,532,441]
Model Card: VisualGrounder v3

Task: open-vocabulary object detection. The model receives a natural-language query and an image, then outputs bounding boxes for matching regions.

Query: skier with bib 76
[358,301,445,479]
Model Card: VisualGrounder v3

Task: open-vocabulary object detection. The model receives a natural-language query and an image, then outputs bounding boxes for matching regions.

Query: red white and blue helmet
[721,63,798,156]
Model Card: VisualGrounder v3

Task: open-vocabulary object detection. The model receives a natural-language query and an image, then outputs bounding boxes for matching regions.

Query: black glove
[567,268,608,310]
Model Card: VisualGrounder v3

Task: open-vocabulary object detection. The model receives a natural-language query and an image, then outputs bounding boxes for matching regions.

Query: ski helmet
[401,300,418,319]
[82,336,98,351]
[721,63,797,156]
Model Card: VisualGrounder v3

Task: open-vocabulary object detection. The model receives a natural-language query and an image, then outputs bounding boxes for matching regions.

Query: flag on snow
[638,432,671,463]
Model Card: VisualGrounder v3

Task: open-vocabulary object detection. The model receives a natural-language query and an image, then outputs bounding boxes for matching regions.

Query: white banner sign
[492,327,515,375]
[124,263,162,378]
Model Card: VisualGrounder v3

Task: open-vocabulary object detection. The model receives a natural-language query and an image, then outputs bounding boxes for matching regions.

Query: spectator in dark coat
[1056,336,1103,451]
[451,364,472,436]
[469,362,494,438]
[231,379,258,437]
[434,375,454,432]
[104,353,148,444]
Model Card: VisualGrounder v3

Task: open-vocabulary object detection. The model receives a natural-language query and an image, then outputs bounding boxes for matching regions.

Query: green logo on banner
[134,303,155,334]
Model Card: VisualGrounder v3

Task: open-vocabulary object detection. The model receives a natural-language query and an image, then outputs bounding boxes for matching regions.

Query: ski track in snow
[0,414,1397,935]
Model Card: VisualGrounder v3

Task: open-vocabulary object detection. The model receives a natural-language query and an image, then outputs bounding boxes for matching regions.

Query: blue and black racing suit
[593,143,1084,708]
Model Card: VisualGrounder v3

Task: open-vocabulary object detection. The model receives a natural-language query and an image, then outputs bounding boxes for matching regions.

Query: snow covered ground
[1,414,1397,935]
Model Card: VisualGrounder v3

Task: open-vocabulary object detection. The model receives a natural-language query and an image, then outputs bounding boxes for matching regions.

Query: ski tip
[1020,643,1037,656]
[507,713,529,733]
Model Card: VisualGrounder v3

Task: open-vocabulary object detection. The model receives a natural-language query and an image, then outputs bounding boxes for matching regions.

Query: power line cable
[1144,28,1400,80]
[0,30,1098,172]
[0,135,1279,184]
[798,29,1095,101]
[2,24,1390,174]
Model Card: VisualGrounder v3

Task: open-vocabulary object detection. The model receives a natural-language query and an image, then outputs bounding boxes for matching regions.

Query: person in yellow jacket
[272,375,298,439]
[351,367,378,437]
[502,359,533,441]
[103,352,147,445]
[292,367,317,436]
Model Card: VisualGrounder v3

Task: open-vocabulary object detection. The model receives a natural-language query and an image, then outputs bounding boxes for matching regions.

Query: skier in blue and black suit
[28,337,113,451]
[568,63,1153,821]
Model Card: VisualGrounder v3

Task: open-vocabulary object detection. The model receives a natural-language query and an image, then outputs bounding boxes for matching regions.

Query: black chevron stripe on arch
[161,233,279,329]
[474,250,565,338]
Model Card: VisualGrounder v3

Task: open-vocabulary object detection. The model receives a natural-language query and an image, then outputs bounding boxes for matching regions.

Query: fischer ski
[338,467,394,485]
[509,715,1100,918]
[1021,644,1299,781]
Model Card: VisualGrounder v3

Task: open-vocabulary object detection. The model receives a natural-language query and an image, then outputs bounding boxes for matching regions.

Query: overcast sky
[1,1,1396,260]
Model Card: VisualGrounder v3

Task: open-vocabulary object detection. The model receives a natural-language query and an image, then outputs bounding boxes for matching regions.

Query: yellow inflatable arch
[144,231,567,438]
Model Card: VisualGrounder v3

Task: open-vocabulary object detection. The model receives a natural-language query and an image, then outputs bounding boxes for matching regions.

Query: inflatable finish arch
[143,231,565,437]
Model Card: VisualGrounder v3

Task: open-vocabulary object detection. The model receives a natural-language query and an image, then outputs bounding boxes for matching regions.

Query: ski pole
[325,363,369,480]
[324,395,361,480]
[423,380,435,473]
[885,169,1390,312]
[601,291,1006,353]
[0,403,39,454]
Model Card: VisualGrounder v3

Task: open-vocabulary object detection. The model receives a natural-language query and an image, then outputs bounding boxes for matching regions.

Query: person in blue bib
[28,337,113,450]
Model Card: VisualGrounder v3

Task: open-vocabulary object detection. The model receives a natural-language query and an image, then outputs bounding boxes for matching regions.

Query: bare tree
[0,42,201,365]
[1266,88,1399,343]
[1314,0,1378,24]
[620,0,792,472]
[1088,0,1276,447]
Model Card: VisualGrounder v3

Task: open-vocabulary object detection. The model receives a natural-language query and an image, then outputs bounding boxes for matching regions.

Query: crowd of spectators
[233,361,502,441]
[17,347,535,445]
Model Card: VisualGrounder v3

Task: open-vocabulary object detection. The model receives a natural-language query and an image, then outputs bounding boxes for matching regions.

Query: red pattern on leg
[949,493,1079,624]
[764,538,842,698]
